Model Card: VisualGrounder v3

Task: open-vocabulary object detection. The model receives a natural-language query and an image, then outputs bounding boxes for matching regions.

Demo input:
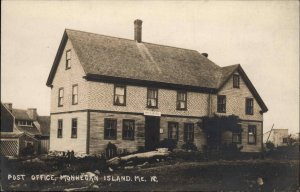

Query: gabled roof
[37,116,50,136]
[12,109,32,121]
[0,132,24,138]
[46,29,268,112]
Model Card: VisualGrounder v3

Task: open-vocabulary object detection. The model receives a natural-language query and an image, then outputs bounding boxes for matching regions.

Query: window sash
[177,91,187,110]
[168,122,179,140]
[72,85,78,104]
[233,75,240,88]
[57,120,63,138]
[114,85,126,105]
[71,119,77,138]
[66,50,71,69]
[123,120,135,140]
[147,88,158,107]
[246,98,254,115]
[104,119,117,139]
[248,125,256,144]
[217,95,226,113]
[184,123,194,142]
[58,88,64,106]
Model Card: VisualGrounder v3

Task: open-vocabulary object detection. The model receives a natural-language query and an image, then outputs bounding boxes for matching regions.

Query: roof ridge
[65,28,199,52]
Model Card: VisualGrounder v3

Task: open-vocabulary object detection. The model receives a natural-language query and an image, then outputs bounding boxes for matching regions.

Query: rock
[156,159,160,162]
[94,170,101,175]
[137,162,149,168]
[257,177,264,186]
[124,166,134,169]
[92,185,99,189]
[125,161,134,165]
[107,157,121,165]
[108,167,114,172]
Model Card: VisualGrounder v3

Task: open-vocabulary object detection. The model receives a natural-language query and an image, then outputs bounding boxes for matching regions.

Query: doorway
[145,116,160,151]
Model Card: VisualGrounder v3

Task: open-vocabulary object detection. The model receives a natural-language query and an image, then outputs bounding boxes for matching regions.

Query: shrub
[158,139,177,151]
[266,141,275,151]
[182,142,198,151]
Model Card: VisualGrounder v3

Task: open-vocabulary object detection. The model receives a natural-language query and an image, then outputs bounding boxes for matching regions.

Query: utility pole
[266,124,274,143]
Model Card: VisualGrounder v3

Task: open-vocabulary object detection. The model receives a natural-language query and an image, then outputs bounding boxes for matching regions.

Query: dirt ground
[1,156,299,191]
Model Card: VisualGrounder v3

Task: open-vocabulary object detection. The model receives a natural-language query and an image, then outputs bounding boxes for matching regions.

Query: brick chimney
[4,103,12,112]
[134,19,143,43]
[27,108,38,121]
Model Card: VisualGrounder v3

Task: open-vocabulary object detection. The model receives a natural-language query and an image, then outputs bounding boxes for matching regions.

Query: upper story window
[217,95,226,113]
[114,85,126,106]
[147,88,158,108]
[168,122,179,141]
[57,119,63,138]
[184,123,194,142]
[18,120,32,126]
[72,85,78,105]
[66,50,71,70]
[233,74,240,88]
[246,98,254,115]
[58,88,64,107]
[104,118,117,140]
[122,119,135,140]
[177,91,187,110]
[248,125,256,144]
[71,118,77,138]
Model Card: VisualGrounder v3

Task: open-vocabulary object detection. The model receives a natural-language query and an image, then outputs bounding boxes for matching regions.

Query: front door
[145,116,160,151]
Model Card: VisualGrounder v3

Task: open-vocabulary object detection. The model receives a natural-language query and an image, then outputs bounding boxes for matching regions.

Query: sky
[1,1,299,134]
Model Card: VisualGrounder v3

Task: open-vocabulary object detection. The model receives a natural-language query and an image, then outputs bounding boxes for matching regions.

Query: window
[58,88,64,107]
[66,50,71,69]
[184,123,194,142]
[57,120,63,138]
[168,122,179,141]
[217,95,226,113]
[177,91,187,110]
[114,85,126,106]
[147,88,158,108]
[104,119,117,140]
[71,118,77,138]
[122,120,135,140]
[233,74,240,88]
[282,138,288,144]
[232,126,242,144]
[248,125,256,144]
[72,85,78,105]
[246,98,254,115]
[18,121,32,126]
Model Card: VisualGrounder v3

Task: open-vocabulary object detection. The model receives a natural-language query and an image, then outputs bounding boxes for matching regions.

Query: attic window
[66,50,71,69]
[233,74,240,88]
[177,91,187,110]
[18,120,32,126]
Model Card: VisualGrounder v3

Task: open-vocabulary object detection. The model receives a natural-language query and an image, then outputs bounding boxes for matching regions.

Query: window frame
[146,88,158,108]
[248,125,257,145]
[57,119,63,138]
[232,129,242,144]
[71,118,77,138]
[168,122,179,141]
[113,84,126,106]
[184,123,194,142]
[72,84,78,105]
[122,119,135,140]
[58,87,64,107]
[217,95,226,113]
[233,74,240,88]
[104,118,117,140]
[176,91,187,110]
[65,49,71,70]
[245,98,254,115]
